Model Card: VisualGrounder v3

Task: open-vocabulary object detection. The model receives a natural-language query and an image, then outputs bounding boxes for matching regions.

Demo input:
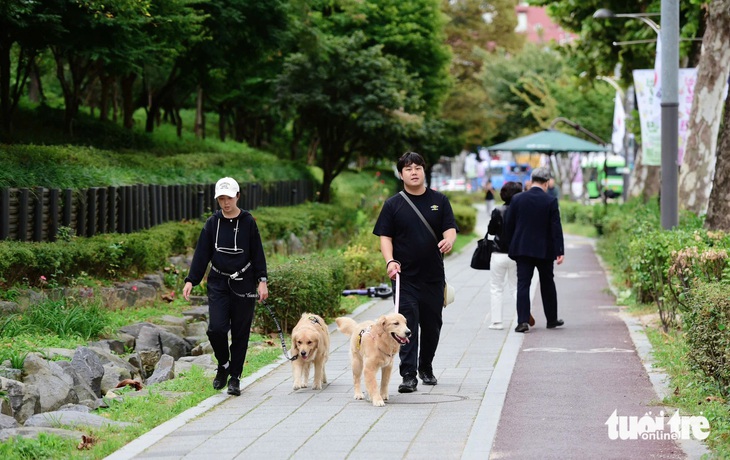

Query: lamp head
[593,8,616,19]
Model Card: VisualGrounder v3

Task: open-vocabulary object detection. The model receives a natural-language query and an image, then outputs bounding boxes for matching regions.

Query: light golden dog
[289,313,330,390]
[335,313,411,407]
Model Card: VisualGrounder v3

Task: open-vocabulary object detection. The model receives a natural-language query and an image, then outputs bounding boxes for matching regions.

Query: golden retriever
[290,313,330,390]
[335,313,411,407]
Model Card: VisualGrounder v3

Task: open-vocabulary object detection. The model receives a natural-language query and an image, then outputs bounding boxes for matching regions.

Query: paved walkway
[105,205,708,460]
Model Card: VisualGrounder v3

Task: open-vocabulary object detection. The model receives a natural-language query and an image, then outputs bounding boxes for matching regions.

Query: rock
[288,232,304,254]
[24,411,132,429]
[56,361,97,402]
[140,274,164,290]
[145,354,175,385]
[185,321,208,337]
[87,339,126,355]
[136,325,191,361]
[71,347,104,397]
[191,341,214,356]
[118,321,156,338]
[0,300,20,314]
[100,364,132,395]
[21,354,78,413]
[0,413,19,429]
[57,404,92,413]
[158,315,187,327]
[0,426,82,442]
[0,377,40,424]
[175,355,216,377]
[182,305,209,320]
[0,365,22,381]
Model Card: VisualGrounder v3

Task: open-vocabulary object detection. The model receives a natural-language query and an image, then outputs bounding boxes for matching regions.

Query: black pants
[515,256,558,325]
[396,277,443,378]
[206,276,256,379]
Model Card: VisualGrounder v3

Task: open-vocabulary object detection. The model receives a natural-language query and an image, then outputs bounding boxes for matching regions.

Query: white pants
[490,252,538,324]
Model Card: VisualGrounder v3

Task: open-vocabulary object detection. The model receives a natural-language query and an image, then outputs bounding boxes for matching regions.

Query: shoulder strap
[399,191,438,242]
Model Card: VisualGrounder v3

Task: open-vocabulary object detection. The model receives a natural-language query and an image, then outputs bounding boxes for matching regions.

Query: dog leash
[262,301,297,361]
[394,272,400,313]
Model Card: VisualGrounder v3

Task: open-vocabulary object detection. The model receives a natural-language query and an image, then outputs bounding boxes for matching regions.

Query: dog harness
[357,325,373,350]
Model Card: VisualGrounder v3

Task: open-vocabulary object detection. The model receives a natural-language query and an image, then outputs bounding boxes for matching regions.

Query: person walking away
[486,182,521,329]
[182,177,269,395]
[547,177,559,200]
[484,178,496,216]
[504,167,564,333]
[373,151,458,393]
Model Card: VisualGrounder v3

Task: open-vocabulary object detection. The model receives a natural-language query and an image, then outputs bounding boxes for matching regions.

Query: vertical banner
[611,91,625,155]
[633,68,697,166]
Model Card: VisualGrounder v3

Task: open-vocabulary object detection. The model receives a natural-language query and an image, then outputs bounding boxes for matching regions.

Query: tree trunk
[629,147,661,202]
[0,36,11,133]
[678,0,730,215]
[99,73,112,122]
[705,90,730,230]
[120,73,136,129]
[28,60,42,104]
[194,85,204,138]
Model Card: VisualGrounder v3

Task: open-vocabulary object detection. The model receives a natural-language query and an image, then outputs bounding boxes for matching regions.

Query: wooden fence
[0,180,315,242]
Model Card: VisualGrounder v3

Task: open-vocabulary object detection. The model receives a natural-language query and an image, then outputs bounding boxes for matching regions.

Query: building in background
[515,2,575,45]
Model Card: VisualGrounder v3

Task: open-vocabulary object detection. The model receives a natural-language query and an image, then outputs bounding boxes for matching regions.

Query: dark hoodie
[184,209,267,287]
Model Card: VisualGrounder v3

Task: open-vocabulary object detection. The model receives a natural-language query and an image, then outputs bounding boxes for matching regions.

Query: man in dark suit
[504,166,565,333]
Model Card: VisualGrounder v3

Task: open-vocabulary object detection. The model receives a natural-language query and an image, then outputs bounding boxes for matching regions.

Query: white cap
[214,177,240,198]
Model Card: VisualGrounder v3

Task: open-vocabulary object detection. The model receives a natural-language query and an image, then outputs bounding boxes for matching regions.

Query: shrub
[683,282,730,398]
[0,222,200,287]
[256,255,346,334]
[452,203,476,235]
[342,243,385,289]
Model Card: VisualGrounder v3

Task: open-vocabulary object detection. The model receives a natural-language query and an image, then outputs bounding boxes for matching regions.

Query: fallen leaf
[115,379,144,391]
[77,434,97,450]
[674,386,680,396]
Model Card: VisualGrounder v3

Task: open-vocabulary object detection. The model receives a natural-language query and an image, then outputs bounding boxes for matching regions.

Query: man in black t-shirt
[373,152,458,393]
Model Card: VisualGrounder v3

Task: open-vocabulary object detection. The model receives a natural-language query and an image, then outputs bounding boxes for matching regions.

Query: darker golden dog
[335,313,410,406]
[289,313,330,390]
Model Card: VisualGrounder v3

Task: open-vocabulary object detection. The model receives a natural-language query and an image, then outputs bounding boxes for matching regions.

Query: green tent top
[486,130,608,154]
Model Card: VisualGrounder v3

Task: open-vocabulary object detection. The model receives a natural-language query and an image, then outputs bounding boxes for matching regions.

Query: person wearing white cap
[182,177,269,396]
[503,166,564,333]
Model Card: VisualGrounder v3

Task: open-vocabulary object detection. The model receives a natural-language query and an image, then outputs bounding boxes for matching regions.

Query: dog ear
[377,316,387,336]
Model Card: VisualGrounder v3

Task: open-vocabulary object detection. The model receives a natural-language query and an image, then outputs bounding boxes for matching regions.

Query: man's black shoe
[213,365,229,390]
[418,371,438,386]
[515,323,529,333]
[227,377,241,396]
[547,319,564,329]
[398,376,418,393]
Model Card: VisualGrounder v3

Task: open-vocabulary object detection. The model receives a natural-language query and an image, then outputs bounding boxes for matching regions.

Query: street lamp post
[593,4,679,229]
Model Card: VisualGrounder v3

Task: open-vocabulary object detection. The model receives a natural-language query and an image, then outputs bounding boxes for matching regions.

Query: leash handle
[394,272,400,313]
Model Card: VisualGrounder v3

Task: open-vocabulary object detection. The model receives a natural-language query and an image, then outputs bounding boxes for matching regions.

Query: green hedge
[0,223,200,287]
[257,254,346,334]
[683,282,730,397]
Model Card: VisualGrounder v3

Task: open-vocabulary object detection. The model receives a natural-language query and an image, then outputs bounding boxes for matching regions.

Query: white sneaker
[488,322,503,330]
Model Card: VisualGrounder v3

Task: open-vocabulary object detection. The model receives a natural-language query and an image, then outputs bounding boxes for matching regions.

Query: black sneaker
[515,323,529,333]
[227,377,241,396]
[418,371,438,386]
[213,365,229,390]
[398,376,418,393]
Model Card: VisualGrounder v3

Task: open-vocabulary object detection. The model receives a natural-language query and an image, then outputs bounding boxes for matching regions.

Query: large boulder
[55,361,98,404]
[71,347,105,397]
[137,325,191,362]
[21,354,78,413]
[0,377,41,424]
[24,411,132,429]
[145,354,175,385]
